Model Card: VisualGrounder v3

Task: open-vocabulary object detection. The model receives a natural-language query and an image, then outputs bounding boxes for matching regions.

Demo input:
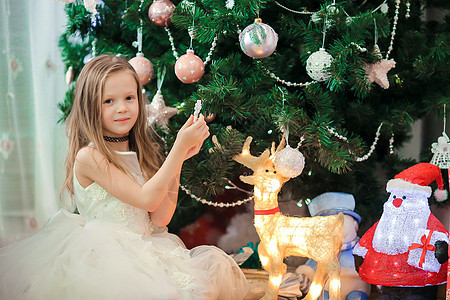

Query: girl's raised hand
[175,114,210,159]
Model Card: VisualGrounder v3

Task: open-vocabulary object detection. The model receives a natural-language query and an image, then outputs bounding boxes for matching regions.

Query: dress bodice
[73,150,153,236]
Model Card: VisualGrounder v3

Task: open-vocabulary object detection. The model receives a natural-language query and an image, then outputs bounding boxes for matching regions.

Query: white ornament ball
[274,146,305,178]
[239,18,278,59]
[129,53,154,86]
[306,48,334,82]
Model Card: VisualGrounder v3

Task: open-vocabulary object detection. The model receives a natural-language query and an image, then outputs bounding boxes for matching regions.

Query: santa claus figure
[353,163,449,299]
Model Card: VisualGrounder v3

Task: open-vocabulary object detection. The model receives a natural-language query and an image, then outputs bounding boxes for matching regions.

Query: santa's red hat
[386,163,448,201]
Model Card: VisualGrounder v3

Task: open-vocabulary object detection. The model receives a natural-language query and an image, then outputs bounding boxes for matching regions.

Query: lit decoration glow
[354,163,449,287]
[234,136,344,300]
[309,282,323,300]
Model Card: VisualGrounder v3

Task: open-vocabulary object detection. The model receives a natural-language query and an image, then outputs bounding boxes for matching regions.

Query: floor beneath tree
[242,268,448,300]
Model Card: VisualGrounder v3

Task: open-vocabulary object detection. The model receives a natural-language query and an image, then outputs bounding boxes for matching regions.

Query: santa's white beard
[373,196,430,255]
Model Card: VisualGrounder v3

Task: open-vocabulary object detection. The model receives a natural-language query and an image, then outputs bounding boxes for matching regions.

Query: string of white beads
[349,42,367,53]
[165,27,179,60]
[273,1,313,15]
[327,123,394,162]
[389,133,395,154]
[92,39,97,57]
[297,136,305,148]
[405,1,410,18]
[203,35,218,67]
[180,185,254,207]
[327,126,348,142]
[257,62,317,87]
[386,0,401,59]
[165,27,218,66]
[355,123,381,161]
[355,123,384,162]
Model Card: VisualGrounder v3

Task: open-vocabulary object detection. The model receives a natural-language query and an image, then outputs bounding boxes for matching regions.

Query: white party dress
[0,150,249,299]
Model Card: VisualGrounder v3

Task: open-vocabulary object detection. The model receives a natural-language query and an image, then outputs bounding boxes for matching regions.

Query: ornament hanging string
[132,0,145,53]
[165,28,218,67]
[136,21,143,52]
[321,14,328,49]
[157,66,166,91]
[188,3,195,50]
[444,104,447,134]
[374,19,378,46]
[277,86,290,145]
[430,104,450,171]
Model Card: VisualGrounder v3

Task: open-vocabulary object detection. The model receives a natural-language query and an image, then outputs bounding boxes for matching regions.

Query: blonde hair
[62,55,163,196]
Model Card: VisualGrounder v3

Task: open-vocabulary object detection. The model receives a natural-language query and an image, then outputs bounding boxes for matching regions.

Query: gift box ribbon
[408,230,435,268]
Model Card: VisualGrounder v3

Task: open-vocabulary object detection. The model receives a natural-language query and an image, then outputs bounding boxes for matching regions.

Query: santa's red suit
[356,214,448,287]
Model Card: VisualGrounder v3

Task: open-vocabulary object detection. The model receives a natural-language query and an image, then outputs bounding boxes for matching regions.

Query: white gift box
[407,229,449,273]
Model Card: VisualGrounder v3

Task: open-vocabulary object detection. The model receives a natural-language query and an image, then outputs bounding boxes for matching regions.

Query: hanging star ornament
[364,45,396,89]
[146,90,178,132]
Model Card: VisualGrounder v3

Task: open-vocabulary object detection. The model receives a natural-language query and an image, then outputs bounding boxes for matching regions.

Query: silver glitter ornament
[239,18,278,59]
[146,90,178,132]
[274,146,305,178]
[305,48,334,82]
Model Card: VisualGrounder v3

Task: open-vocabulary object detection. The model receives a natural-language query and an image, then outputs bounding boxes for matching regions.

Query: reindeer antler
[233,137,270,171]
[270,136,286,158]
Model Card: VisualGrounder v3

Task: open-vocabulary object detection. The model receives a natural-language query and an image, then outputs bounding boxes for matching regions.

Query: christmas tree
[58,0,450,234]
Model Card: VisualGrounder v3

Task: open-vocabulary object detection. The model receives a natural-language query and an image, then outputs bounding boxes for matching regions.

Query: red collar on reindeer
[254,207,280,215]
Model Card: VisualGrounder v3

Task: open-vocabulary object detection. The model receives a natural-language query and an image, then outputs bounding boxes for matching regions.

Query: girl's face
[101,70,139,138]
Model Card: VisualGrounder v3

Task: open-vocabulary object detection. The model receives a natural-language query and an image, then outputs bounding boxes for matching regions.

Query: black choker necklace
[103,135,129,143]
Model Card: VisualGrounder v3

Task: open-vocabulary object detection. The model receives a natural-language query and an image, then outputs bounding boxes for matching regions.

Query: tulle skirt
[0,210,249,299]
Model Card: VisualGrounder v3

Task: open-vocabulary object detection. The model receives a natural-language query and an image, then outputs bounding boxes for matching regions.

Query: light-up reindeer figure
[234,137,344,300]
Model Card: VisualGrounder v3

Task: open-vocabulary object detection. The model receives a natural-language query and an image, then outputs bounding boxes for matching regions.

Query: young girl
[0,55,249,299]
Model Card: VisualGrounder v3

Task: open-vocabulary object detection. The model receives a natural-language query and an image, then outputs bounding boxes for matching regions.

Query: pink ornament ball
[148,0,175,27]
[129,53,154,86]
[175,50,205,84]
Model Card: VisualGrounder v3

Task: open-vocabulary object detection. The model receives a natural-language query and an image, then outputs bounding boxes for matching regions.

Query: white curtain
[0,0,68,243]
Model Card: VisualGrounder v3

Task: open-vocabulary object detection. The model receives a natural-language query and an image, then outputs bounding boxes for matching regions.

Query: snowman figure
[296,192,370,300]
[353,163,449,299]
